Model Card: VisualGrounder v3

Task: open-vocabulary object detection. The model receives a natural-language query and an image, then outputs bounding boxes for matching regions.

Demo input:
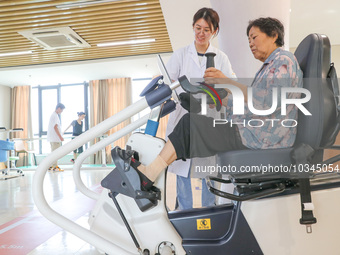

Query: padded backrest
[294,34,338,149]
[324,64,340,147]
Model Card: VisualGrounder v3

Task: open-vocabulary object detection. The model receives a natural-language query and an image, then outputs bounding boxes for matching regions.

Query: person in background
[47,103,65,172]
[64,111,86,163]
[165,7,237,210]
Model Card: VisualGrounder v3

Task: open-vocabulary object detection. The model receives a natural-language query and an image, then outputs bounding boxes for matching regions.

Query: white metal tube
[37,197,134,254]
[70,80,181,200]
[32,98,148,255]
[170,80,180,90]
[101,137,107,167]
[32,80,181,254]
[73,114,149,200]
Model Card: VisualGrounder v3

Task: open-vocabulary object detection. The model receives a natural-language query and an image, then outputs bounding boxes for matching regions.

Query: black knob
[205,52,216,68]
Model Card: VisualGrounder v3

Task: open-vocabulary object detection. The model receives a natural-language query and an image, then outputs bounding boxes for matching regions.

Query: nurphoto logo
[199,84,311,128]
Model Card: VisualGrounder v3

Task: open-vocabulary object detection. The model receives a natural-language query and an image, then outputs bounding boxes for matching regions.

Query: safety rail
[32,80,181,254]
[73,114,149,200]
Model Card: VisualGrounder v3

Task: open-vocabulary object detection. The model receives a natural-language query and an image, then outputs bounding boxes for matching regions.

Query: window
[31,87,39,154]
[32,79,152,154]
[61,85,85,134]
[41,88,58,131]
[32,83,88,154]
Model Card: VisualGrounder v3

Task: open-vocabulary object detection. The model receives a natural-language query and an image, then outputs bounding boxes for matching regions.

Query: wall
[290,44,340,65]
[0,85,11,140]
[211,0,291,78]
[330,45,340,66]
[159,0,219,51]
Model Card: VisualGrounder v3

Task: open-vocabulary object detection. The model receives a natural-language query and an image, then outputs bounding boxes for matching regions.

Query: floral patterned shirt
[226,48,303,149]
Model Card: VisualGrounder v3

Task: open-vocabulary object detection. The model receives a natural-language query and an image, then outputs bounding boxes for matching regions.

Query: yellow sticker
[197,218,211,230]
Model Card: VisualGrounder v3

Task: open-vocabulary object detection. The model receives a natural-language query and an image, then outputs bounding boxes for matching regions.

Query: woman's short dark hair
[193,7,220,36]
[247,17,284,47]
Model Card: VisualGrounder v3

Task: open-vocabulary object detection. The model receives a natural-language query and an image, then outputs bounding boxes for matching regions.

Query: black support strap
[291,143,317,232]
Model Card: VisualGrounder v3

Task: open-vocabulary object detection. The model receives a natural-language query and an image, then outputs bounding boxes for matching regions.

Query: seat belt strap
[291,143,317,233]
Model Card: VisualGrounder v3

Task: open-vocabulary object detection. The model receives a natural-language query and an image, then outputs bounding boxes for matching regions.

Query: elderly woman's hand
[203,67,232,85]
[204,67,227,78]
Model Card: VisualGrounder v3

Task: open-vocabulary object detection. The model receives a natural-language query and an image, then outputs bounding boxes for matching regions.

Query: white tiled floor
[0,168,112,255]
[0,166,205,255]
[27,215,103,255]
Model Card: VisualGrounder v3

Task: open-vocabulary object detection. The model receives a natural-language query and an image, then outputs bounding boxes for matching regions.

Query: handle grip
[205,52,216,69]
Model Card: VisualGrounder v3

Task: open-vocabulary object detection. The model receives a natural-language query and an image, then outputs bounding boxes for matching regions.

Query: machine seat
[217,147,294,180]
[209,33,340,202]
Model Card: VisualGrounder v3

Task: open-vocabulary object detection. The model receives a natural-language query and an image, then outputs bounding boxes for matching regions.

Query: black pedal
[102,146,161,212]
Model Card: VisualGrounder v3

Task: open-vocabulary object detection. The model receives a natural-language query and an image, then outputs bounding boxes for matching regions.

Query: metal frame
[32,80,180,254]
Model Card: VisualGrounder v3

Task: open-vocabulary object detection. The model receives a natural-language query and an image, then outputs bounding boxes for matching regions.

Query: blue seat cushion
[0,140,14,162]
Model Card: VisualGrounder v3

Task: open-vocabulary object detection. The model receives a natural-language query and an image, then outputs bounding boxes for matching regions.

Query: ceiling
[0,0,172,68]
[0,0,339,87]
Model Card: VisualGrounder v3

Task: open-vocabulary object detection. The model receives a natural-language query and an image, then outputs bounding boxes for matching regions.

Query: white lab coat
[165,41,237,177]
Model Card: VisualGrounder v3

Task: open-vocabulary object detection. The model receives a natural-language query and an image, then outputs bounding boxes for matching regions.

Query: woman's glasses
[194,26,212,35]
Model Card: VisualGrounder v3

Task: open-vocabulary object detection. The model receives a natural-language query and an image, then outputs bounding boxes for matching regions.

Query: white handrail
[73,114,149,200]
[32,80,181,254]
[32,98,149,254]
[72,80,181,200]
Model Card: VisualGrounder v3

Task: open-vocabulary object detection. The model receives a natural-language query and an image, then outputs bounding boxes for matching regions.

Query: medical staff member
[165,7,237,210]
[47,103,65,172]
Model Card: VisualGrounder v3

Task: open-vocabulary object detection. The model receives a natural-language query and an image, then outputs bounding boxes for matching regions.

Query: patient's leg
[137,140,176,181]
[137,113,245,182]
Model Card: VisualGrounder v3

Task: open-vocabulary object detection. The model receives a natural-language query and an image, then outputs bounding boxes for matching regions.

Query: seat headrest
[294,34,338,149]
[295,34,331,79]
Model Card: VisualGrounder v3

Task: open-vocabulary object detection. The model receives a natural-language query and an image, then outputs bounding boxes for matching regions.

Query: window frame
[32,82,89,154]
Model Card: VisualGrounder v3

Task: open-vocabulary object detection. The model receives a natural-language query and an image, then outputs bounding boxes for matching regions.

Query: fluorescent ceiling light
[56,0,122,9]
[97,38,156,47]
[0,51,33,57]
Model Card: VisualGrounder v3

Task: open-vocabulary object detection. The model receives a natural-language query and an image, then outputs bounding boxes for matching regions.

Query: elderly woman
[123,17,303,188]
